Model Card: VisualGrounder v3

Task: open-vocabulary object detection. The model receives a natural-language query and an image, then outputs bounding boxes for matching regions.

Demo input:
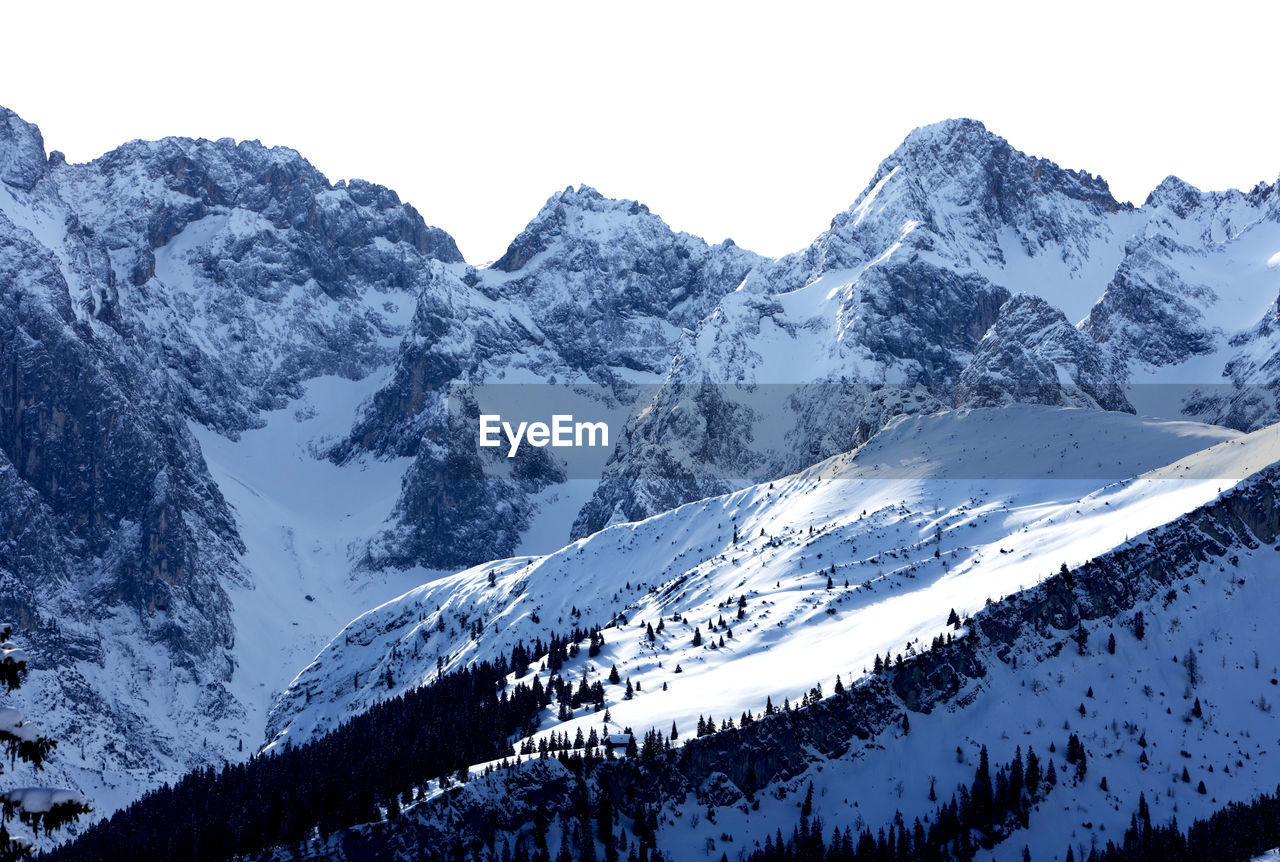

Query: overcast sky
[4,1,1277,263]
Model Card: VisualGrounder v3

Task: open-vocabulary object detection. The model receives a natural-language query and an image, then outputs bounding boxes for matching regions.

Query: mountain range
[4,104,1280,859]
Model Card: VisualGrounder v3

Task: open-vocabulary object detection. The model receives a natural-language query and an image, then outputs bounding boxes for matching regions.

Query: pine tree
[972,745,994,826]
[1185,649,1201,687]
[1026,748,1041,790]
[691,628,702,647]
[608,664,620,685]
[1,623,90,860]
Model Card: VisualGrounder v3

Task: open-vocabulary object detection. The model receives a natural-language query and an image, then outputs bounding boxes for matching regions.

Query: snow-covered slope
[266,406,1268,748]
[260,408,1280,861]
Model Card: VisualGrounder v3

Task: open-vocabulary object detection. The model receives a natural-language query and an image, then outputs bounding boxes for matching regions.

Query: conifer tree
[972,746,994,826]
[1184,649,1201,687]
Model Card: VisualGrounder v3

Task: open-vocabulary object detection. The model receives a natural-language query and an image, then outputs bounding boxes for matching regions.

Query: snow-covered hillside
[266,406,1269,748]
[260,409,1280,861]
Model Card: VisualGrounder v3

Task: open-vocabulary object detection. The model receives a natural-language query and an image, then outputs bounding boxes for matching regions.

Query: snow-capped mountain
[7,100,1280,858]
[0,105,759,820]
[0,104,487,815]
[333,184,761,570]
[572,120,1280,537]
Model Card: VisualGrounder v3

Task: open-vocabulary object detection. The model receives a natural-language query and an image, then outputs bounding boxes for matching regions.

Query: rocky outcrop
[335,186,762,567]
[0,108,46,191]
[958,293,1132,411]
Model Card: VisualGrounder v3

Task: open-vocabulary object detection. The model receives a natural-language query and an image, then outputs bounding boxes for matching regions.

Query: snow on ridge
[266,406,1276,753]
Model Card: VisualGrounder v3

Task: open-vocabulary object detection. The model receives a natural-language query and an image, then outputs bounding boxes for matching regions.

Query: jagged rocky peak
[58,131,463,286]
[491,184,657,272]
[0,107,48,191]
[1144,174,1210,217]
[474,182,763,352]
[768,118,1132,290]
[873,117,1122,212]
[1142,173,1277,244]
[488,183,758,298]
[0,101,471,435]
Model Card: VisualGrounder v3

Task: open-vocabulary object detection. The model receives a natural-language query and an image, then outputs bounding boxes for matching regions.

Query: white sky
[3,1,1278,264]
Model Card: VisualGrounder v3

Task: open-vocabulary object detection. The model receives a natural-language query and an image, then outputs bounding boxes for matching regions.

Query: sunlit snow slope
[266,406,1276,754]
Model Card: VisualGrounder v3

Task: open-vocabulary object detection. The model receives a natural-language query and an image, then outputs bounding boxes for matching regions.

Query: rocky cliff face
[0,105,476,812]
[54,131,462,434]
[0,152,247,804]
[333,185,762,568]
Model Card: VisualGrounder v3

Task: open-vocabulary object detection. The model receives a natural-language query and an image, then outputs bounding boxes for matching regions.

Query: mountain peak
[900,116,993,149]
[0,105,48,191]
[490,184,660,272]
[874,117,1119,207]
[551,183,650,214]
[1143,174,1203,214]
